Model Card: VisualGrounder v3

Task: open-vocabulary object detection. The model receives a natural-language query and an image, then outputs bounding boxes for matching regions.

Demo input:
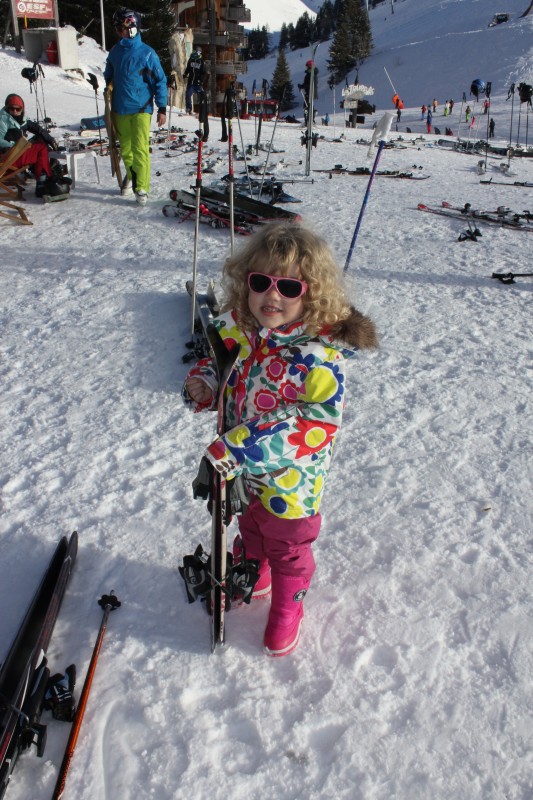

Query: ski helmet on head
[113,8,140,37]
[306,60,313,67]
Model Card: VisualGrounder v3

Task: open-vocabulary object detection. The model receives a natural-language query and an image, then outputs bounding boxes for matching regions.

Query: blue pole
[344,139,386,272]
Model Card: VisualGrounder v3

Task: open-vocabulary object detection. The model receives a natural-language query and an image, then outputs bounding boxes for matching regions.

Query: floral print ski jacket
[183,310,358,520]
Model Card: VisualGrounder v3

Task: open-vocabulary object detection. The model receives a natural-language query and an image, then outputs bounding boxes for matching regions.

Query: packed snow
[1,0,533,797]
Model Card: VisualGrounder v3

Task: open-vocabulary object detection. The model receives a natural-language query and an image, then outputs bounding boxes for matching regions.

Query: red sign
[16,0,54,19]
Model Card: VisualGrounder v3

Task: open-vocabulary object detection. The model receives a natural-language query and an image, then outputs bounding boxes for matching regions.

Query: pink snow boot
[264,574,310,657]
[232,535,271,599]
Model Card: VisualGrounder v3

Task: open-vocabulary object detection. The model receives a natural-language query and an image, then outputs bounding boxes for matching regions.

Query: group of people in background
[1,7,167,206]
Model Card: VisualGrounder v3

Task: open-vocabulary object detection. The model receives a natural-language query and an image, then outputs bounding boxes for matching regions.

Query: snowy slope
[1,1,533,798]
[243,0,317,31]
[243,0,533,111]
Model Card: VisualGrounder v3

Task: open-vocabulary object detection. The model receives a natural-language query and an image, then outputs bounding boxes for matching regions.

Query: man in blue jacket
[104,8,167,205]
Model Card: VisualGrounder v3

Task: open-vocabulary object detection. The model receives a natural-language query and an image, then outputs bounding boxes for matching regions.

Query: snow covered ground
[1,0,533,797]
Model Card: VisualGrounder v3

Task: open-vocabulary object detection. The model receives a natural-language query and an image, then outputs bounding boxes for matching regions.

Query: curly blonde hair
[220,222,353,335]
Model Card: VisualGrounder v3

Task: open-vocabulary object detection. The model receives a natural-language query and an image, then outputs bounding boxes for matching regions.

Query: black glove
[4,127,22,143]
[24,120,57,149]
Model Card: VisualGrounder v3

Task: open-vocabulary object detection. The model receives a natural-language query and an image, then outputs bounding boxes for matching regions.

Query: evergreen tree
[279,23,289,51]
[315,0,335,41]
[246,26,270,60]
[286,23,295,49]
[270,48,296,111]
[327,0,372,84]
[129,0,177,74]
[291,12,316,49]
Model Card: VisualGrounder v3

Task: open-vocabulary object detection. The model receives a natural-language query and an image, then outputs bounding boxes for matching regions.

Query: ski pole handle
[51,592,121,800]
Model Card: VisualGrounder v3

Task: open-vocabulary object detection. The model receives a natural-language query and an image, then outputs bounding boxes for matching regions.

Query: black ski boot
[35,175,71,199]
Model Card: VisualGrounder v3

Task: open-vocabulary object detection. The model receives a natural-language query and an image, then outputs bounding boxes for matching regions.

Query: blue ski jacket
[104,34,167,115]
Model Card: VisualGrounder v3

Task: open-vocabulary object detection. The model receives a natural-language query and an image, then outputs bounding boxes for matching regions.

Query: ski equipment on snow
[52,592,121,800]
[103,85,123,187]
[491,271,533,284]
[344,112,394,272]
[0,532,78,800]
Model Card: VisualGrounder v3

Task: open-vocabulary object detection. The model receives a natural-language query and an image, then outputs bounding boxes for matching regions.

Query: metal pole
[99,0,106,50]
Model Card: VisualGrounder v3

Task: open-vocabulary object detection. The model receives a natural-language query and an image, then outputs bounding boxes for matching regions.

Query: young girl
[184,223,378,657]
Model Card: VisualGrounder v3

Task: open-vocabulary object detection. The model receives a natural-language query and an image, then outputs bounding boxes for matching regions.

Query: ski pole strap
[44,665,77,722]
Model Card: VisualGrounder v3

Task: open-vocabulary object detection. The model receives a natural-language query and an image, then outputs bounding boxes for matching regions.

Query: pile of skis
[163,184,301,235]
[417,201,533,232]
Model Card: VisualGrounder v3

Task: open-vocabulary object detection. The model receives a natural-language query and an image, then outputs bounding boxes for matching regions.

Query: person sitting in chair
[0,93,69,197]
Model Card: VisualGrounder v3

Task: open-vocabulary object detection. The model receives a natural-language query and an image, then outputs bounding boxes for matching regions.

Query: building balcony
[205,59,247,76]
[191,28,247,48]
[223,5,251,23]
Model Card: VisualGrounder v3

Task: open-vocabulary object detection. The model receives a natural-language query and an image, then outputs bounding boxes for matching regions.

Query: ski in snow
[0,532,78,799]
[417,202,533,231]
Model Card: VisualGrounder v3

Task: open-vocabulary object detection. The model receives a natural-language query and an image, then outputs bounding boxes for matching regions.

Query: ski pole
[165,74,177,158]
[190,97,208,337]
[227,86,235,254]
[87,73,103,155]
[191,130,204,337]
[233,91,253,197]
[259,88,285,198]
[344,112,394,272]
[383,66,398,96]
[344,140,385,272]
[52,592,121,800]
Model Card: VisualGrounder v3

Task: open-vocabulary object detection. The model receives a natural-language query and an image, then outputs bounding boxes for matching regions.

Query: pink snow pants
[238,496,321,580]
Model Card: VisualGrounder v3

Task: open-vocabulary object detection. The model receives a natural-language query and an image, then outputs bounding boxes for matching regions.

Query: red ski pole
[52,593,121,800]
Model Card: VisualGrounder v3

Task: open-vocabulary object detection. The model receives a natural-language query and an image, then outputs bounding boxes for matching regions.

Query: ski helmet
[306,60,313,68]
[113,8,141,37]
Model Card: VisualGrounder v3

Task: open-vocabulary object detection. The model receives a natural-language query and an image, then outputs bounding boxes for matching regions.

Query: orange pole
[51,593,121,800]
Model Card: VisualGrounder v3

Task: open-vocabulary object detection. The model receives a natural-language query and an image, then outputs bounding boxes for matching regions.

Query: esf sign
[16,0,54,18]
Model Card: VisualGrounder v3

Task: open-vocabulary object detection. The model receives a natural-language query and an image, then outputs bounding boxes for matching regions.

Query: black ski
[0,532,78,799]
[180,287,260,650]
[204,326,241,650]
[417,202,533,231]
[314,165,429,179]
[491,271,533,284]
[480,178,533,188]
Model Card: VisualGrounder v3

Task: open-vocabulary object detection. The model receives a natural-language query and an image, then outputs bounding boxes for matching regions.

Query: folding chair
[0,137,33,225]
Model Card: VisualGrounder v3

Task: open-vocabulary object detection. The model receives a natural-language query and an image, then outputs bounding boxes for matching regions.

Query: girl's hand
[186,377,214,404]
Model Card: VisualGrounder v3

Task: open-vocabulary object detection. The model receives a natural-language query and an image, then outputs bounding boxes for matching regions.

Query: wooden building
[173,0,251,115]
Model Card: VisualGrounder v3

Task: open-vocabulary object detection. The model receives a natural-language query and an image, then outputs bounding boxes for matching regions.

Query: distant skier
[426,107,432,133]
[183,45,206,114]
[489,117,495,138]
[298,60,318,125]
